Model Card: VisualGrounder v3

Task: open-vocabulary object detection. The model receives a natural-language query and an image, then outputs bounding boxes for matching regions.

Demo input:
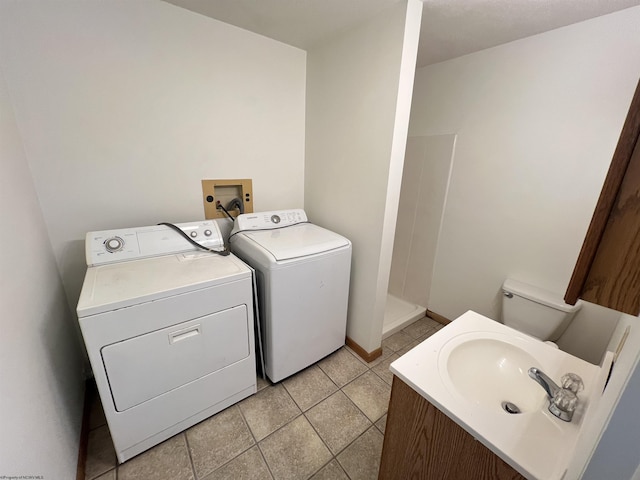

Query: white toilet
[501,278,582,343]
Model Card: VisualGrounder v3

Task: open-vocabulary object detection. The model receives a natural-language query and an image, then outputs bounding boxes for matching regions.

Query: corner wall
[0,0,306,310]
[409,7,640,355]
[0,68,84,479]
[305,0,422,353]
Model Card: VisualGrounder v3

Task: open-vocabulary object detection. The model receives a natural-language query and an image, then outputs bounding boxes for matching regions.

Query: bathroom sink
[438,333,546,413]
[390,311,608,480]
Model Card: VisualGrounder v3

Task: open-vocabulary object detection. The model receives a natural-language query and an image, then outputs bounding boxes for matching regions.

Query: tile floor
[85,316,444,480]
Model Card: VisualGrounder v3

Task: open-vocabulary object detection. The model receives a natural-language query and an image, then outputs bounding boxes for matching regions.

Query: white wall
[0,68,84,478]
[389,134,455,307]
[305,0,422,353]
[0,0,306,310]
[409,7,640,355]
[583,353,640,479]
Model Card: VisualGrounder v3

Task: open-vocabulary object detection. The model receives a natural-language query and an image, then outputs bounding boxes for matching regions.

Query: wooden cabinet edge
[565,78,640,314]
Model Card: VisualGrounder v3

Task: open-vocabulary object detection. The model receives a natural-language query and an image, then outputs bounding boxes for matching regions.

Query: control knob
[104,236,124,253]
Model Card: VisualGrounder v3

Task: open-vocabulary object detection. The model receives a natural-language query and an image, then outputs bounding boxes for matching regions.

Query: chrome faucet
[528,367,583,422]
[528,367,561,399]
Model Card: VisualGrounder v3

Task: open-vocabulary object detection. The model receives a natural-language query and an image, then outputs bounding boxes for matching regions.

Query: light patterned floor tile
[239,384,301,441]
[402,316,440,339]
[310,459,349,480]
[92,470,116,480]
[342,371,391,422]
[344,344,369,365]
[202,446,272,480]
[375,414,387,434]
[372,353,399,385]
[257,375,271,392]
[259,415,332,480]
[186,405,255,478]
[337,427,384,480]
[305,391,371,455]
[118,434,193,480]
[283,365,338,411]
[381,331,414,352]
[318,348,368,388]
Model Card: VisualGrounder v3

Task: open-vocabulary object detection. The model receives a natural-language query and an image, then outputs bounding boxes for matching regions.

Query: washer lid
[240,223,350,261]
[77,252,251,317]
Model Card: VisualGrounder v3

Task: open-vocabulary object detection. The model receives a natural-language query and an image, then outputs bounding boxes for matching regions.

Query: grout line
[341,373,390,426]
[254,445,275,480]
[310,458,338,479]
[197,407,273,479]
[283,377,340,413]
[237,403,258,445]
[316,352,368,390]
[182,431,198,480]
[203,442,265,480]
[301,409,341,464]
[337,424,384,480]
[237,395,287,480]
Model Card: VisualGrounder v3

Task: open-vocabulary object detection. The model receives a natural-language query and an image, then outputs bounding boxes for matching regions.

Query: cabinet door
[565,79,640,314]
[379,376,525,480]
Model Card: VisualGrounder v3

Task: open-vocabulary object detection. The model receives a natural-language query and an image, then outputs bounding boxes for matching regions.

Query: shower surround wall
[409,7,640,328]
[385,134,455,334]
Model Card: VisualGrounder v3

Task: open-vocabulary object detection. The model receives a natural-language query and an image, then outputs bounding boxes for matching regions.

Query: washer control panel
[232,209,308,233]
[86,220,223,266]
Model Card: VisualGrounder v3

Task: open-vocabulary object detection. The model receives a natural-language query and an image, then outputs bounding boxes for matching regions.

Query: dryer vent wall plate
[202,179,253,220]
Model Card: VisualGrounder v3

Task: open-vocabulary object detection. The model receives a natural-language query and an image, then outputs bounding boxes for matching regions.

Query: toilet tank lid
[502,279,582,313]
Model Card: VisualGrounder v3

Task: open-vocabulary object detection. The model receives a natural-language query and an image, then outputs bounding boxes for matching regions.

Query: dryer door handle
[168,325,201,344]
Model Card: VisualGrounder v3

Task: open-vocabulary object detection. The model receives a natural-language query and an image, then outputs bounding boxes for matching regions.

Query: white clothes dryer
[77,220,256,463]
[229,209,351,382]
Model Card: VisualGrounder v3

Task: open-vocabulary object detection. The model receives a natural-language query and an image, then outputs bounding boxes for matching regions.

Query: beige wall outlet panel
[202,179,253,220]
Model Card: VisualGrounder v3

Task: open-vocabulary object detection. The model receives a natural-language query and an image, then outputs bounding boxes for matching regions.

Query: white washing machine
[77,220,256,463]
[229,209,351,382]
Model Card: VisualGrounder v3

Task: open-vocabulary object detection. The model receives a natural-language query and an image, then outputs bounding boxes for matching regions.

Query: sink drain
[501,401,521,414]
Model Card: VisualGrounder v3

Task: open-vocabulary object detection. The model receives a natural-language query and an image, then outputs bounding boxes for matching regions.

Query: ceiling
[164,0,640,67]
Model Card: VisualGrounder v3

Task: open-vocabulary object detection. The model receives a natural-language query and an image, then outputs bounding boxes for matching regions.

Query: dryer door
[101,304,249,411]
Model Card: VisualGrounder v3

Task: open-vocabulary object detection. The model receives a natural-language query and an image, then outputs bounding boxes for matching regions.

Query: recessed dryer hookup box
[202,179,253,220]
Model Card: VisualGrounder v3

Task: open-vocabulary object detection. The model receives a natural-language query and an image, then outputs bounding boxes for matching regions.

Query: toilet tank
[501,279,582,341]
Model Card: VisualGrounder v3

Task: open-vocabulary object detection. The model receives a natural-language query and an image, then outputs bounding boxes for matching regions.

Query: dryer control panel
[231,209,308,234]
[85,221,224,266]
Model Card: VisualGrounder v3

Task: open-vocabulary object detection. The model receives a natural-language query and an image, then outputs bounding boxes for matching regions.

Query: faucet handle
[550,389,578,421]
[561,373,584,394]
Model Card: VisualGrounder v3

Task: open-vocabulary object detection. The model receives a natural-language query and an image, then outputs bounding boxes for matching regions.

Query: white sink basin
[439,333,546,413]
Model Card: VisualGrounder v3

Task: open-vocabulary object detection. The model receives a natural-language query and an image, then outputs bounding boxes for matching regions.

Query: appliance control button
[190,231,198,238]
[204,229,212,236]
[105,236,124,252]
[271,215,281,224]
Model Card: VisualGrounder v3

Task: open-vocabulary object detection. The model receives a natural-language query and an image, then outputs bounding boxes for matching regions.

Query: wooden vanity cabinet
[565,78,640,315]
[378,376,526,480]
